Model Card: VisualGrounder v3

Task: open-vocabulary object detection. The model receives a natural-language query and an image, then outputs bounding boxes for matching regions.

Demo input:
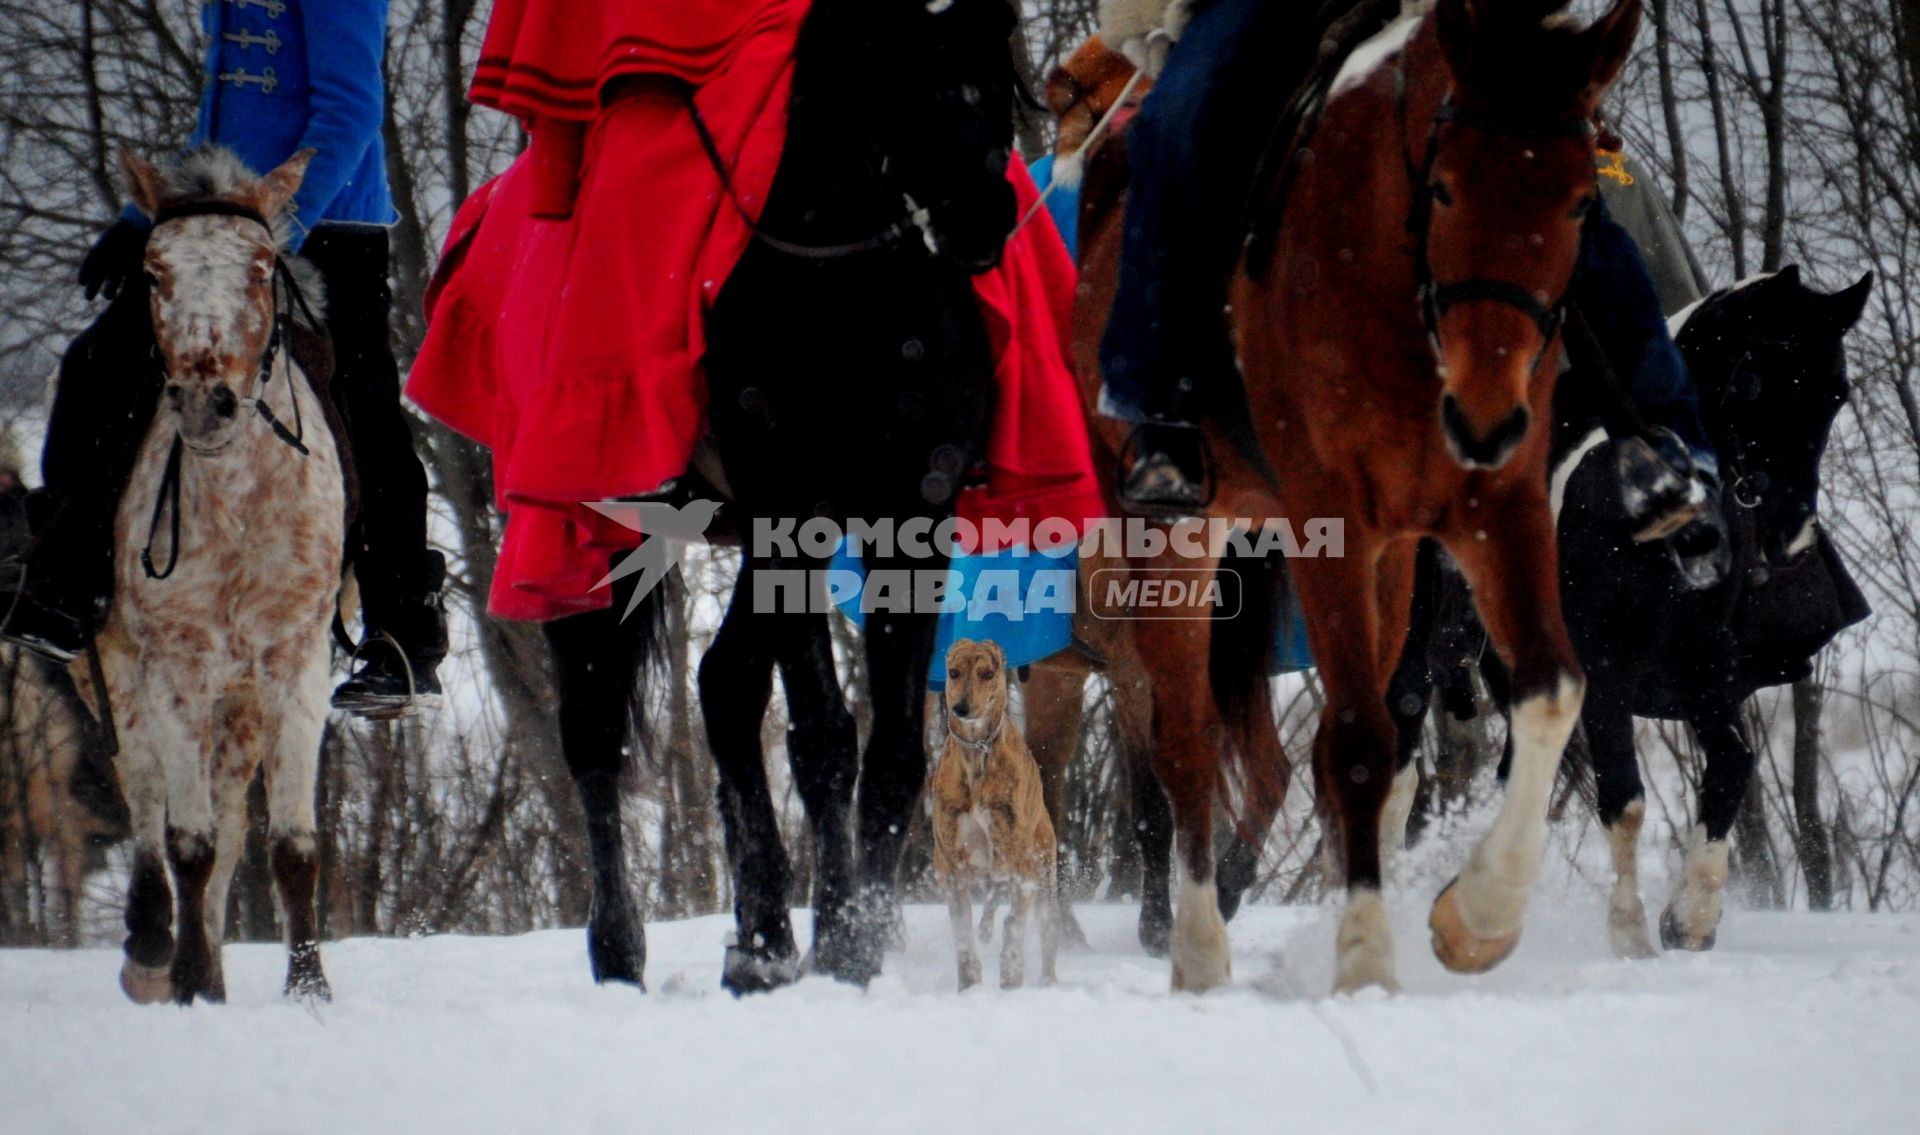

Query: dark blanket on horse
[1731,523,1870,691]
[410,2,1100,620]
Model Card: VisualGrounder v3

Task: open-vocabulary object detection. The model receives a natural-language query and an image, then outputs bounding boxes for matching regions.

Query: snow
[7,898,1920,1134]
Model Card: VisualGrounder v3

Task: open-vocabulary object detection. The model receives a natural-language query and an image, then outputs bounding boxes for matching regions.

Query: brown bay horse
[1071,0,1641,992]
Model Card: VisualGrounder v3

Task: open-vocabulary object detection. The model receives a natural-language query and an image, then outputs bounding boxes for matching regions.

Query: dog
[929,639,1059,990]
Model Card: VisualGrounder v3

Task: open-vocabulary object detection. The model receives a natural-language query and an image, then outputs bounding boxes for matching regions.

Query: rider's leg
[3,282,165,661]
[1573,197,1726,580]
[304,228,447,715]
[1100,0,1272,515]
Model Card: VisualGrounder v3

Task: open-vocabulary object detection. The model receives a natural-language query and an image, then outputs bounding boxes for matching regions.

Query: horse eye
[1571,194,1596,219]
[143,270,160,287]
[1430,181,1453,207]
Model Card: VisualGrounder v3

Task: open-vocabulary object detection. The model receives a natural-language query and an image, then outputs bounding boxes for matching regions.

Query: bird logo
[584,497,723,619]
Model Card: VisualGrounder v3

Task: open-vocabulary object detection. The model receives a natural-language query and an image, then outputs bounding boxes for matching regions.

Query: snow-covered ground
[6,896,1919,1135]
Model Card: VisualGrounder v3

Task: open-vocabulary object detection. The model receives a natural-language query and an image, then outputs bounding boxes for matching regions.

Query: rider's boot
[1618,426,1710,543]
[332,550,449,719]
[0,588,89,664]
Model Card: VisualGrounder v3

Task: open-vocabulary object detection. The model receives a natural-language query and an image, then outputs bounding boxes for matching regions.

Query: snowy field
[6,896,1920,1135]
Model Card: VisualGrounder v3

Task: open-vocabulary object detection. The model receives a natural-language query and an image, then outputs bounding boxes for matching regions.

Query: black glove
[77,218,149,301]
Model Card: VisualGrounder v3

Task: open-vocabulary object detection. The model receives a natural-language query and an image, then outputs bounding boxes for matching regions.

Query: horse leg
[1293,534,1402,993]
[1037,850,1061,986]
[844,603,941,985]
[111,681,174,1002]
[1582,673,1654,958]
[1381,540,1447,871]
[203,699,265,976]
[545,600,651,988]
[696,563,798,992]
[769,605,861,982]
[1131,614,1231,992]
[53,816,86,949]
[1660,691,1750,951]
[1431,503,1584,975]
[141,682,220,1005]
[1216,671,1290,922]
[1020,658,1090,947]
[263,653,331,1002]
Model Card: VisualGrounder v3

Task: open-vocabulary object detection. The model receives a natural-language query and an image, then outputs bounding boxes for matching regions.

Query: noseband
[140,199,316,580]
[1400,69,1595,369]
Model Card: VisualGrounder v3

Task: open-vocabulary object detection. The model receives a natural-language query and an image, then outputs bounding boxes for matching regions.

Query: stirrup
[332,629,441,721]
[1116,421,1214,521]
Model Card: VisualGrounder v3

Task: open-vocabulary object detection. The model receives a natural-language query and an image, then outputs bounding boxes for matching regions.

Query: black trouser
[30,226,435,636]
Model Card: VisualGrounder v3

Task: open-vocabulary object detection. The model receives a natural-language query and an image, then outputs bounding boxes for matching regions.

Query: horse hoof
[286,971,334,1004]
[120,961,173,1005]
[1429,877,1521,974]
[722,944,802,995]
[1609,909,1658,960]
[587,927,647,988]
[1658,907,1718,952]
[1138,909,1171,959]
[1057,902,1090,951]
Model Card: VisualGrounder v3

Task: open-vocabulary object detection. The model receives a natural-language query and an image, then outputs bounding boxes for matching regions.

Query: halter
[1400,65,1596,374]
[140,199,315,580]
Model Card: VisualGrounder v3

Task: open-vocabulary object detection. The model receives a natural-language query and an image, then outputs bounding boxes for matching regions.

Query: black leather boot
[332,551,449,719]
[1118,420,1213,520]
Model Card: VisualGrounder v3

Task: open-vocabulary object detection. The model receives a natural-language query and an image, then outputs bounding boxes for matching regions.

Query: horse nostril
[165,382,185,408]
[210,385,239,419]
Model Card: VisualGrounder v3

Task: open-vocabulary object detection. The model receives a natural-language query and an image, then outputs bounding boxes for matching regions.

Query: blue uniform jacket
[126,0,395,250]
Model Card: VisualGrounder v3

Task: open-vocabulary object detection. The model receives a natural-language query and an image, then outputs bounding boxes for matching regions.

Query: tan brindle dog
[929,639,1059,990]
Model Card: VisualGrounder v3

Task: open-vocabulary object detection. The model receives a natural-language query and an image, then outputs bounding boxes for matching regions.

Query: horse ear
[1435,0,1478,80]
[1827,272,1874,331]
[118,150,165,218]
[1772,263,1802,291]
[1578,0,1642,104]
[249,148,316,219]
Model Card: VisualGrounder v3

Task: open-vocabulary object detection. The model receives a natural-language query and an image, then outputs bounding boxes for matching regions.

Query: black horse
[1389,266,1872,954]
[542,0,1021,993]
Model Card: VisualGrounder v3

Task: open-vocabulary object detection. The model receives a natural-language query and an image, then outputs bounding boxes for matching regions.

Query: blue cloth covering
[830,542,1078,691]
[1027,153,1081,260]
[124,0,396,250]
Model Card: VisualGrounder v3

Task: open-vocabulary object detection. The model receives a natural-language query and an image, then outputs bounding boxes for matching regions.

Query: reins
[140,201,316,581]
[683,90,941,260]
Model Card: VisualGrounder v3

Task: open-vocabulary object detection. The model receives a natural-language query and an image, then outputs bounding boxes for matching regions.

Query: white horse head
[121,146,314,453]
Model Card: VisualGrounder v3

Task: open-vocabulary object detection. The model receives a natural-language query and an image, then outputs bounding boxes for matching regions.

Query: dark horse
[542,0,1021,992]
[1392,266,1873,955]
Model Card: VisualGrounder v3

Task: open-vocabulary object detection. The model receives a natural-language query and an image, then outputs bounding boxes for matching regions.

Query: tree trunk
[1791,678,1834,910]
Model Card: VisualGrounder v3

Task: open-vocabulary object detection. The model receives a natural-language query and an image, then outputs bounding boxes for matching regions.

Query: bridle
[1399,65,1597,375]
[682,43,1012,266]
[140,199,316,580]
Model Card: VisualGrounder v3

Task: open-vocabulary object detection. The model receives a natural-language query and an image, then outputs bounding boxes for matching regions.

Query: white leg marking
[1380,761,1419,876]
[1334,886,1399,993]
[1606,800,1656,959]
[1664,827,1731,949]
[1455,674,1583,939]
[1169,859,1230,992]
[1549,427,1609,522]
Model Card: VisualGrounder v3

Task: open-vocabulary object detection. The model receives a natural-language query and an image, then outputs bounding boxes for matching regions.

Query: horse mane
[1439,0,1630,117]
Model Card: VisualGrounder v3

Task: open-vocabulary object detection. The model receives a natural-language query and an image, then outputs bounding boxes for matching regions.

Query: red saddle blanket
[409,2,1100,621]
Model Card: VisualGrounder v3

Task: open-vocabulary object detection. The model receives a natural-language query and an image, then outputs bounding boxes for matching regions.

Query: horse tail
[544,563,673,787]
[1208,544,1289,836]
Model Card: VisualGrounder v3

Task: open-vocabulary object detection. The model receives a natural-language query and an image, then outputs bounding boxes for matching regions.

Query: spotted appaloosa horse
[538,0,1021,993]
[1072,0,1640,992]
[84,148,344,1004]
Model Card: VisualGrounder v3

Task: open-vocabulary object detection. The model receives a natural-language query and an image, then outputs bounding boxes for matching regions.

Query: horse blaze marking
[1092,569,1241,620]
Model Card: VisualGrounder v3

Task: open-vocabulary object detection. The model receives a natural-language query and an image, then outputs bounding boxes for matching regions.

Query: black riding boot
[332,550,448,718]
[1,282,163,663]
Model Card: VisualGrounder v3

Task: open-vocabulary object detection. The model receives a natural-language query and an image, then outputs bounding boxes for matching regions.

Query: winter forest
[1,0,1920,1128]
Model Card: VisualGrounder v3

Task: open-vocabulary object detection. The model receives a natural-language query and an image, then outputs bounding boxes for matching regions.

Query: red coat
[410,3,1101,620]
